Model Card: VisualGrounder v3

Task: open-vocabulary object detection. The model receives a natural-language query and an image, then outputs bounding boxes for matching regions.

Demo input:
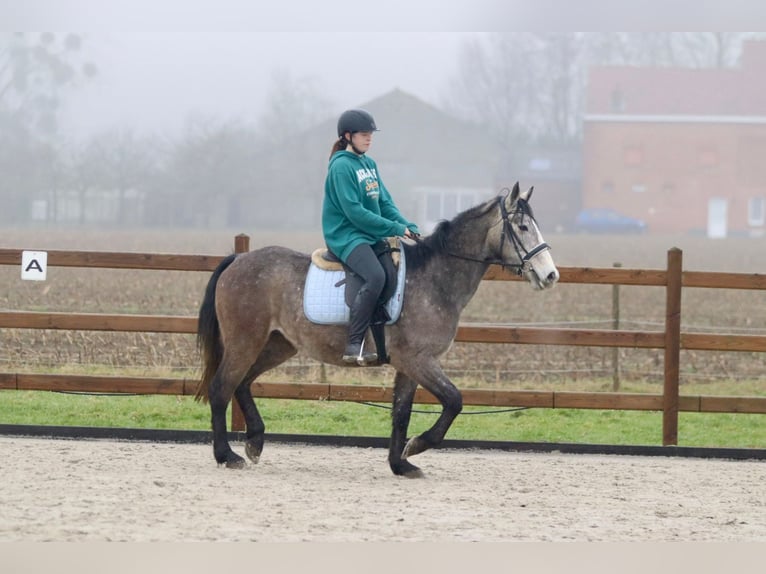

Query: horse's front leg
[388,371,423,478]
[401,358,463,461]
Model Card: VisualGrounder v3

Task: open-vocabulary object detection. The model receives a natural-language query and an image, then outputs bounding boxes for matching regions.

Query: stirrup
[342,340,378,366]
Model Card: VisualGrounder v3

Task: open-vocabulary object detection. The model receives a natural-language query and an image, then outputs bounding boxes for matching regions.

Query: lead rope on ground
[355,401,530,415]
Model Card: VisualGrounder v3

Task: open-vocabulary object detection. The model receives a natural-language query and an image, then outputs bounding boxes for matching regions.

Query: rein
[439,195,550,276]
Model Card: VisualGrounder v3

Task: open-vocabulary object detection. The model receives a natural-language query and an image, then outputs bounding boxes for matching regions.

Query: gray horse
[196,182,559,477]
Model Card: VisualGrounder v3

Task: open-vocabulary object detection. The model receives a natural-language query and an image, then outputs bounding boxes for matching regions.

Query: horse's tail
[195,253,238,403]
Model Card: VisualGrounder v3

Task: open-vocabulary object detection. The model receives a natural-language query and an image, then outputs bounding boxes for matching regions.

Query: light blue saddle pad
[303,247,407,325]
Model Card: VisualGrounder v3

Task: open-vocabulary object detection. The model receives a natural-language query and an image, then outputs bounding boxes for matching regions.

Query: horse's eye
[518,224,528,232]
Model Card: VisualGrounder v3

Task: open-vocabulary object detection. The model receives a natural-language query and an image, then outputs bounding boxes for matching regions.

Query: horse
[195,182,559,477]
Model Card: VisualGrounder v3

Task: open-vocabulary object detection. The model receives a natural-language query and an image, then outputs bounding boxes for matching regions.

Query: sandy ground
[1,436,764,542]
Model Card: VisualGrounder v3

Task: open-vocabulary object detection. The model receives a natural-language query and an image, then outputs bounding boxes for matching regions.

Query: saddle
[303,238,406,364]
[310,237,401,271]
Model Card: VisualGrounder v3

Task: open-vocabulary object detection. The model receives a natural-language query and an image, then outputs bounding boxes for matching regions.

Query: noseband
[443,196,551,276]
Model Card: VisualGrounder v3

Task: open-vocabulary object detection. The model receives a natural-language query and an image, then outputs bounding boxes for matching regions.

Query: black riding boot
[342,286,379,365]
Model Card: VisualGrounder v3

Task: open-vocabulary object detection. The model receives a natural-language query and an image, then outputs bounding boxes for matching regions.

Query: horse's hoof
[391,459,424,478]
[220,452,246,469]
[402,436,426,460]
[245,437,264,464]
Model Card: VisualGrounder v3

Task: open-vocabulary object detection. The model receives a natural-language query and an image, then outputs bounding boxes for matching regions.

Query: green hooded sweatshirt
[322,150,419,263]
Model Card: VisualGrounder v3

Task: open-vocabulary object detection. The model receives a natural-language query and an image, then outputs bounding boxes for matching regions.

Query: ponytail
[329,136,348,159]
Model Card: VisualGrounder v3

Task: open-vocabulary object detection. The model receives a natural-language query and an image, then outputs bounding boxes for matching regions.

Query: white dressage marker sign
[21,251,48,281]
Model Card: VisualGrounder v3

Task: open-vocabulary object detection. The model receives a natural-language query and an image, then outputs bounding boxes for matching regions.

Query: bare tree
[164,119,259,227]
[0,33,97,223]
[536,33,588,144]
[446,33,587,145]
[446,32,765,147]
[0,114,57,224]
[78,129,160,225]
[256,69,334,143]
[0,32,97,136]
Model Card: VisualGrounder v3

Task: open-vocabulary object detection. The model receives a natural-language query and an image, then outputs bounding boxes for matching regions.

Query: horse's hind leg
[208,363,249,468]
[234,331,297,464]
[400,358,463,462]
[209,334,272,468]
[388,371,423,478]
[233,380,264,464]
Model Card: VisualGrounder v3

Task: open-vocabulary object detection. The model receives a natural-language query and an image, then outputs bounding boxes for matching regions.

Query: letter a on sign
[21,251,48,281]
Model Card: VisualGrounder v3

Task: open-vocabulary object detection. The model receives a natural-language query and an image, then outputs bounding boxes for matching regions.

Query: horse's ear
[521,186,534,202]
[510,181,520,202]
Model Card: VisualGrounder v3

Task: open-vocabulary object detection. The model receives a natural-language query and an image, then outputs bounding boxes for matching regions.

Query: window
[423,188,482,230]
[623,146,643,166]
[749,197,765,226]
[443,193,458,220]
[631,184,646,194]
[610,88,625,112]
[528,157,551,171]
[425,193,442,222]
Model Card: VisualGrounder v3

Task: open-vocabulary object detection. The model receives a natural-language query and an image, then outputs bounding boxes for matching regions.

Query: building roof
[337,88,496,168]
[250,88,500,199]
[287,88,498,187]
[586,40,766,117]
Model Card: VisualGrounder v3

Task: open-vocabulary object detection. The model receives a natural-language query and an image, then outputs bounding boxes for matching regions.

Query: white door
[707,198,728,239]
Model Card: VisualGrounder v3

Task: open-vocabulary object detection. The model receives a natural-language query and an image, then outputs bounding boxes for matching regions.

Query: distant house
[239,89,500,232]
[583,40,766,237]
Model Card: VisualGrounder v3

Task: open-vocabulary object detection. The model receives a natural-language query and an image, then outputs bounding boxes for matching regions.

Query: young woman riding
[321,108,420,365]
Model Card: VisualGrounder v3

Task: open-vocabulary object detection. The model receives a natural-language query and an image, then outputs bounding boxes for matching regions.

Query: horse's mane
[405,197,499,271]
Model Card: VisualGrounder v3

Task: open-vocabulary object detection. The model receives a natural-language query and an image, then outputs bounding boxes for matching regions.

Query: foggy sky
[7,0,766,141]
[6,0,765,32]
[59,32,481,140]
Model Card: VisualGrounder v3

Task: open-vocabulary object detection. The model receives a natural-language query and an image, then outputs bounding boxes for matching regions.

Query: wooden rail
[0,248,223,271]
[1,312,764,352]
[2,236,766,445]
[2,374,765,414]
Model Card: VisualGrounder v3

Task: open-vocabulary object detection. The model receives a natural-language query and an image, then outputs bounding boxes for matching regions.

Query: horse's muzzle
[526,265,559,290]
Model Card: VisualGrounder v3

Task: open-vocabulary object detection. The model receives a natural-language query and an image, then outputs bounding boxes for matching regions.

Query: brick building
[583,41,766,237]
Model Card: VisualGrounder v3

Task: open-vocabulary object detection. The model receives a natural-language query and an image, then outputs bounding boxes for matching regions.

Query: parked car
[573,207,647,234]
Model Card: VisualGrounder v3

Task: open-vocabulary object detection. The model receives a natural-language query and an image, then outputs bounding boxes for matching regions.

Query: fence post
[234,233,250,255]
[230,234,250,433]
[612,262,622,391]
[663,247,683,446]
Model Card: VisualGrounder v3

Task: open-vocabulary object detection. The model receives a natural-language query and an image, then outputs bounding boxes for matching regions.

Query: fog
[60,32,476,139]
[3,25,766,237]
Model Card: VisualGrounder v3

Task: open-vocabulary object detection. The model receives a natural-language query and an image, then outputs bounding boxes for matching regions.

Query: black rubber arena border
[1,424,764,460]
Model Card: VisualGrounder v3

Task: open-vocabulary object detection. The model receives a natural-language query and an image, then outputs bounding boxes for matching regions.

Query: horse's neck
[442,223,494,310]
[427,252,489,313]
[408,215,495,314]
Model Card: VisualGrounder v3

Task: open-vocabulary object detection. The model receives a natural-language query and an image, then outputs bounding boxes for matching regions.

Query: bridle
[440,195,551,276]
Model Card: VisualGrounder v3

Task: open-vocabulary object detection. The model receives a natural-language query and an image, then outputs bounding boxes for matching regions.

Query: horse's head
[491,182,559,290]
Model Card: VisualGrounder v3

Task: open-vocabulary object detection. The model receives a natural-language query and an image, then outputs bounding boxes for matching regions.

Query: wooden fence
[2,234,766,446]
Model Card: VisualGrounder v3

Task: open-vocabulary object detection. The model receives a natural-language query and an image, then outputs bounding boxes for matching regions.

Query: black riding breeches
[343,243,389,344]
[345,242,389,297]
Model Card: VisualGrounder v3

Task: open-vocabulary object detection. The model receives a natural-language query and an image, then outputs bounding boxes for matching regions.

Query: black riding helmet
[337,109,379,137]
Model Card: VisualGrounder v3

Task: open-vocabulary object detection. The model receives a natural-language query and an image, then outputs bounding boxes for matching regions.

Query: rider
[322,108,420,365]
